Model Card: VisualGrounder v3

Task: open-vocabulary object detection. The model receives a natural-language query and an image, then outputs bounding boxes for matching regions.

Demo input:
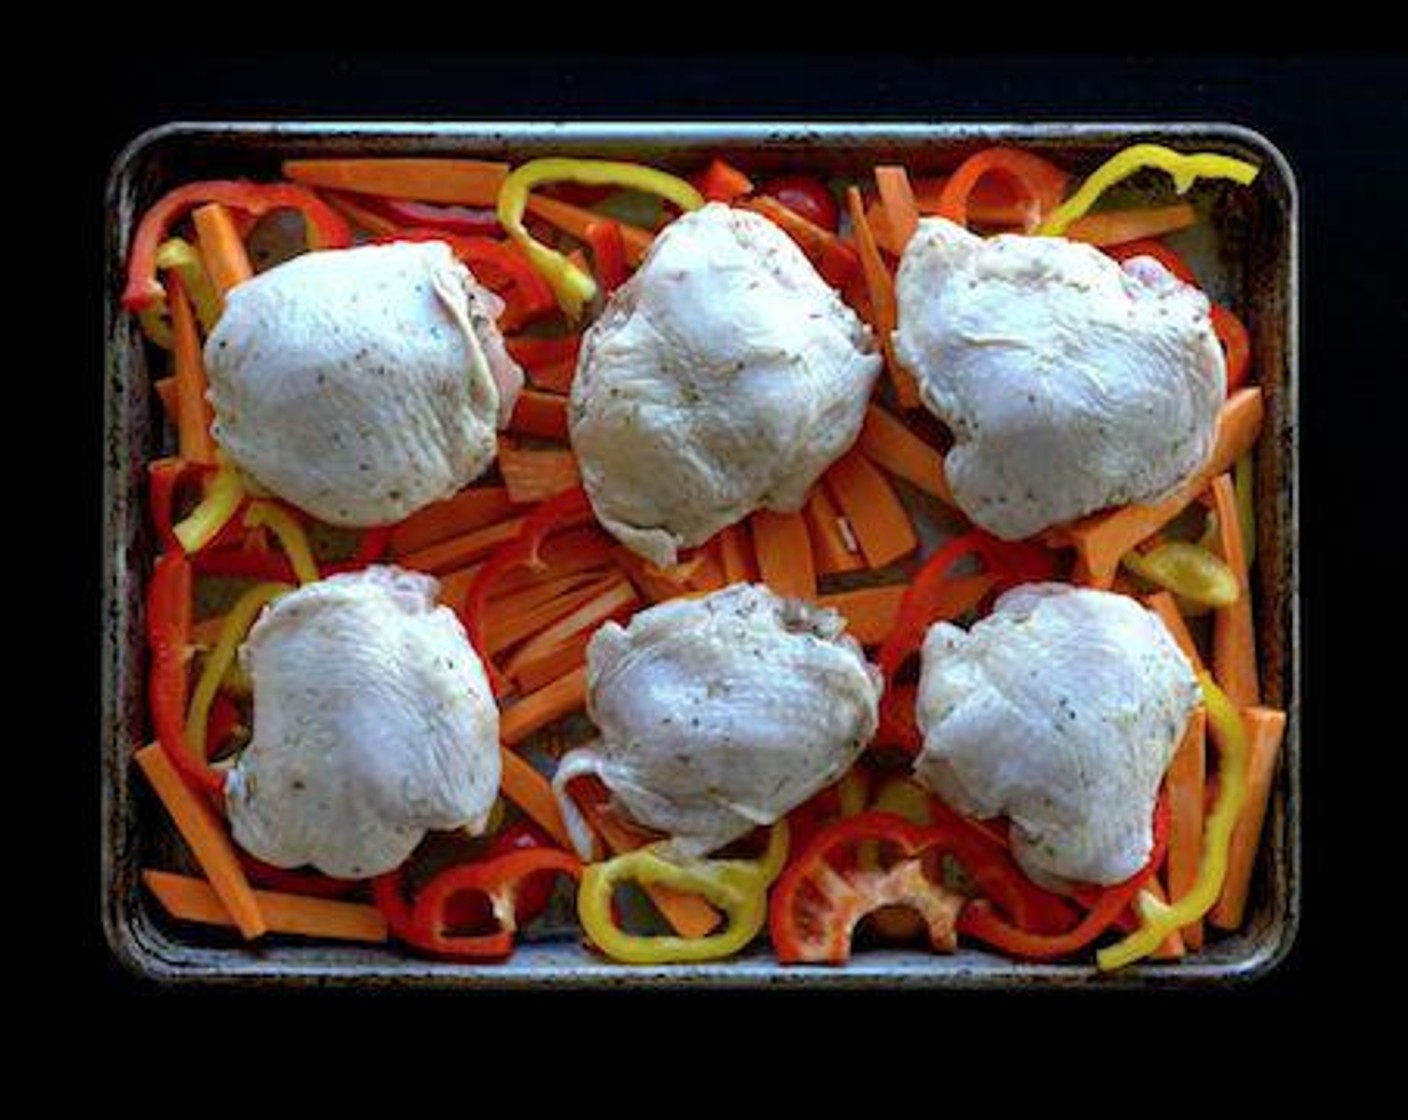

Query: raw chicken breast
[570,202,883,567]
[205,240,523,528]
[913,583,1199,887]
[552,583,883,859]
[892,218,1225,540]
[225,566,500,879]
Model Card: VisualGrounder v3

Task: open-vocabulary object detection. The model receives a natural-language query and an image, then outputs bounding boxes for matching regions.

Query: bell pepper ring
[496,157,705,321]
[122,178,352,314]
[768,812,965,965]
[1096,674,1251,970]
[956,792,1171,960]
[1037,143,1259,238]
[577,822,789,965]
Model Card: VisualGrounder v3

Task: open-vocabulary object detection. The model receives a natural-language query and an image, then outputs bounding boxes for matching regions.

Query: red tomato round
[760,175,840,231]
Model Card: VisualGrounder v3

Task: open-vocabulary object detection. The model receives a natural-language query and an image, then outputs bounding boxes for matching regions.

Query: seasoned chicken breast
[893,218,1225,540]
[570,202,883,567]
[205,240,523,528]
[225,566,500,879]
[552,583,883,859]
[913,583,1198,887]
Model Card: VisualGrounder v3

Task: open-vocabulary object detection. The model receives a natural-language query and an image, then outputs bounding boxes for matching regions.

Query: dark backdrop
[56,42,1405,1077]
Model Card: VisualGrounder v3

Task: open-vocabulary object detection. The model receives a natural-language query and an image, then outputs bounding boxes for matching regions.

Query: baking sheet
[102,121,1299,988]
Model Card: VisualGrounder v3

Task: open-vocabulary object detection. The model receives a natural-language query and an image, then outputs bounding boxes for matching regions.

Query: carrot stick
[500,667,589,746]
[750,510,818,599]
[134,743,267,940]
[498,747,575,850]
[388,486,521,556]
[816,584,908,646]
[874,165,920,251]
[143,869,386,943]
[498,442,582,504]
[511,629,594,693]
[508,389,570,441]
[166,272,217,465]
[500,577,638,681]
[191,203,254,298]
[484,527,616,597]
[1208,705,1287,930]
[845,185,919,409]
[803,485,864,575]
[823,449,919,569]
[1209,472,1261,708]
[1064,202,1198,247]
[524,193,656,265]
[1144,590,1208,674]
[1165,706,1208,949]
[857,404,955,507]
[1054,388,1264,589]
[716,523,758,585]
[395,515,527,575]
[483,573,621,655]
[610,546,704,604]
[283,158,510,206]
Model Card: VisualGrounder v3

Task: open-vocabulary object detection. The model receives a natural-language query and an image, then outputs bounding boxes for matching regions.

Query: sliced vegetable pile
[125,142,1286,971]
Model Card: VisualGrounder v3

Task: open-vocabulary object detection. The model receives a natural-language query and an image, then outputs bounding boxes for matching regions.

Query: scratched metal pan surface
[102,121,1299,989]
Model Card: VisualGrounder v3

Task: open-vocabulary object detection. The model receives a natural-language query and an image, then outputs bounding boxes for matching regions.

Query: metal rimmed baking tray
[102,121,1299,988]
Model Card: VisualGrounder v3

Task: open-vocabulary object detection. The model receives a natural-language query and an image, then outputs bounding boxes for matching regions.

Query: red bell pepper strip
[875,529,1058,753]
[769,811,966,965]
[373,229,556,330]
[351,524,394,567]
[582,218,629,294]
[924,797,1078,935]
[956,794,1171,959]
[146,551,228,798]
[934,147,1071,232]
[122,179,352,313]
[238,852,363,900]
[694,157,755,203]
[760,175,840,233]
[148,457,205,551]
[460,485,594,695]
[375,847,581,960]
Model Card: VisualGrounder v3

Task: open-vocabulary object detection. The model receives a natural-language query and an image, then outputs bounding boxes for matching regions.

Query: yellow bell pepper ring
[496,157,705,321]
[577,821,789,964]
[1038,143,1260,237]
[1096,673,1250,970]
[244,500,321,585]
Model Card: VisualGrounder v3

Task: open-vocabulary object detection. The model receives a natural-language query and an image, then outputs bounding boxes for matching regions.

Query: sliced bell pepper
[172,454,246,554]
[768,811,965,964]
[1096,675,1250,970]
[1038,144,1259,238]
[409,847,582,959]
[957,793,1170,960]
[342,192,502,236]
[122,178,352,314]
[875,529,1058,753]
[146,551,228,798]
[372,844,581,960]
[582,217,629,294]
[372,229,557,330]
[934,146,1071,232]
[497,157,705,320]
[578,823,789,964]
[1121,540,1240,609]
[243,501,319,585]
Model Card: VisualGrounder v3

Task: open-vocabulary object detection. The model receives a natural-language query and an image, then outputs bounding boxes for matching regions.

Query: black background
[55,37,1406,1078]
